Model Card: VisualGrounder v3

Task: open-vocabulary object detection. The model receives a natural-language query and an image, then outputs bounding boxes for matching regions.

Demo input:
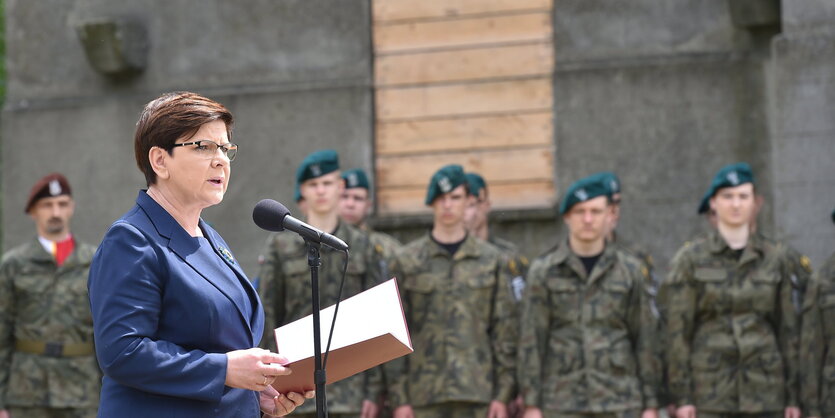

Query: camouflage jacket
[800,252,835,417]
[0,237,99,409]
[257,221,384,414]
[365,228,402,282]
[660,230,800,413]
[489,235,529,302]
[518,240,659,412]
[388,233,517,408]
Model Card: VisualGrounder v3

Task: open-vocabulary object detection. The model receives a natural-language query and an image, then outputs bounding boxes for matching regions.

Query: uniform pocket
[282,258,310,277]
[403,274,436,329]
[750,270,781,312]
[693,268,727,282]
[547,277,580,323]
[404,274,435,293]
[467,267,496,289]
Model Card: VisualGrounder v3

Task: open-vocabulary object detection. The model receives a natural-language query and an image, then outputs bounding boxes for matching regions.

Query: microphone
[253,199,349,252]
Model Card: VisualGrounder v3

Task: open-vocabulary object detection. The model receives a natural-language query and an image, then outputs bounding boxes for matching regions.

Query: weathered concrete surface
[2,0,373,275]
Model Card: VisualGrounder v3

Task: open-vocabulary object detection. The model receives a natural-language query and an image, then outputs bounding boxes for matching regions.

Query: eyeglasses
[170,140,238,161]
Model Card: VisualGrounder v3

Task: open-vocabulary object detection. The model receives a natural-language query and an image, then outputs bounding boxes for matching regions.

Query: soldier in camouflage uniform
[258,150,384,418]
[700,180,813,314]
[517,174,659,418]
[339,167,402,277]
[0,173,99,418]
[388,164,517,418]
[660,163,800,418]
[800,209,835,418]
[463,172,529,302]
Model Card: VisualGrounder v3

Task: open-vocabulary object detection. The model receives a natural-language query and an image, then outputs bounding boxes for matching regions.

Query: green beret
[342,168,370,190]
[697,162,754,214]
[425,164,467,205]
[589,171,621,199]
[295,149,340,201]
[559,174,611,215]
[465,172,487,197]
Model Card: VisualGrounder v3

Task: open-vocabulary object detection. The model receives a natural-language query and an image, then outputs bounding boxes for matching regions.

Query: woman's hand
[259,384,315,417]
[225,348,291,391]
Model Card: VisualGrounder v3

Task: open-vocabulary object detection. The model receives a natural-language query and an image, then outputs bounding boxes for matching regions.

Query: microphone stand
[306,239,328,418]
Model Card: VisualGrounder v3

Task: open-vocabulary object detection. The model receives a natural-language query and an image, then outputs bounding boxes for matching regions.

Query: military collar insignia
[438,176,452,193]
[310,164,322,177]
[49,179,62,196]
[727,171,739,185]
[219,247,236,264]
[575,188,588,201]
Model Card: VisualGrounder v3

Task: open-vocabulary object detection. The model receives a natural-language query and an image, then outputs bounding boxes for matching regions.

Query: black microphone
[253,199,349,251]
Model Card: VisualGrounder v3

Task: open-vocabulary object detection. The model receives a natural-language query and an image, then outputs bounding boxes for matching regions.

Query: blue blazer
[88,191,264,417]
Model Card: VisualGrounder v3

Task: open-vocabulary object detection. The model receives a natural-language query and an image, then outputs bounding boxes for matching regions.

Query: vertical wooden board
[376,78,553,120]
[376,181,555,214]
[373,12,552,53]
[376,111,553,155]
[373,0,552,22]
[376,146,554,188]
[375,42,553,86]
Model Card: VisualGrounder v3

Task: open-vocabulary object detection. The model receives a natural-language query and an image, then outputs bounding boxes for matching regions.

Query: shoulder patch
[641,265,649,278]
[375,244,384,254]
[508,259,519,276]
[520,256,529,267]
[800,255,812,273]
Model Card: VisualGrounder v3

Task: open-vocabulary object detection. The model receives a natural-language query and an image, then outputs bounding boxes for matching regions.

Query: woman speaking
[88,92,312,417]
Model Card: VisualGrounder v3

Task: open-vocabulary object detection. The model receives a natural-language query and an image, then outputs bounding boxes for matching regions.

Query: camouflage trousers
[540,409,643,418]
[696,412,783,418]
[412,402,489,418]
[292,413,360,418]
[6,406,97,418]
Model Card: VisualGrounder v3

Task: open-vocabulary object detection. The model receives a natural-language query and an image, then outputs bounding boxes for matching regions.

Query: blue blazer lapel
[136,192,257,345]
[201,221,264,344]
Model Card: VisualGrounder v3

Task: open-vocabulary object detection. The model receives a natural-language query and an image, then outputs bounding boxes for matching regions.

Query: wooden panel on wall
[376,111,552,155]
[373,0,551,22]
[378,181,556,214]
[377,147,554,188]
[373,12,552,54]
[375,42,553,86]
[376,78,552,120]
[372,0,555,215]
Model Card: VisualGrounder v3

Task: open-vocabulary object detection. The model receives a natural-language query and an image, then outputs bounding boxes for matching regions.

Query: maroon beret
[25,173,72,213]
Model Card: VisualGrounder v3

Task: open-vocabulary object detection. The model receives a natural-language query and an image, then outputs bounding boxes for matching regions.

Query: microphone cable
[322,249,349,370]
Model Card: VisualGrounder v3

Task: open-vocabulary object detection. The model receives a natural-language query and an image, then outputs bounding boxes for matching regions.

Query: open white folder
[271,278,413,393]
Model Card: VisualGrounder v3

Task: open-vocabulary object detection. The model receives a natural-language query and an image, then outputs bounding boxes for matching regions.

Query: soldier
[388,164,517,418]
[517,174,659,418]
[799,209,835,418]
[0,173,99,418]
[591,172,655,271]
[590,172,668,414]
[661,163,801,418]
[463,172,529,302]
[258,150,383,418]
[339,167,402,276]
[698,178,812,314]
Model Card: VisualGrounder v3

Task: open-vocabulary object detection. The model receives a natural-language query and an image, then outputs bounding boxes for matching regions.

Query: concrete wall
[2,0,373,274]
[768,0,835,266]
[3,0,833,276]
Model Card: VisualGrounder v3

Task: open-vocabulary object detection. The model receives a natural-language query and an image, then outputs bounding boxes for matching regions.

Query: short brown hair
[134,91,234,185]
